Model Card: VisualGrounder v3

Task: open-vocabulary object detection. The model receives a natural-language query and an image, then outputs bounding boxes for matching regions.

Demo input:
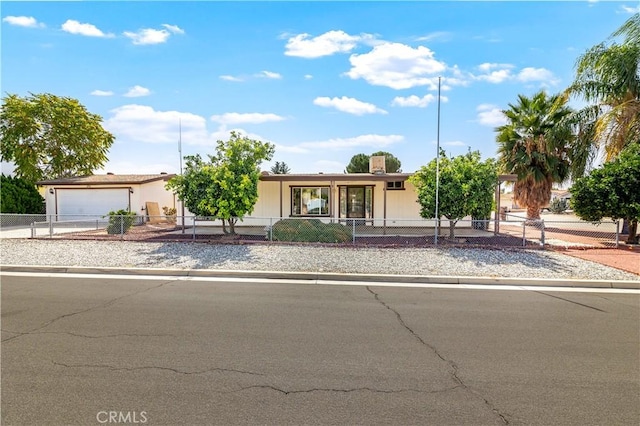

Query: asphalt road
[2,274,639,425]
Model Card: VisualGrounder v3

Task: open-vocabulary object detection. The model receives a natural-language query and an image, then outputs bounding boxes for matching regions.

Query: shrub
[162,206,177,223]
[0,175,44,214]
[105,209,137,234]
[271,219,352,243]
[548,198,569,214]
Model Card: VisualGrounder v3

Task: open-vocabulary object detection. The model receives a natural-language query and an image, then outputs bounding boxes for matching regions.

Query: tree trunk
[228,218,236,235]
[449,220,457,239]
[221,218,228,234]
[526,205,541,220]
[625,218,638,244]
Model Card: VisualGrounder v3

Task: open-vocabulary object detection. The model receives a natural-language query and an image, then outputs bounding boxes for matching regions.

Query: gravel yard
[1,239,638,281]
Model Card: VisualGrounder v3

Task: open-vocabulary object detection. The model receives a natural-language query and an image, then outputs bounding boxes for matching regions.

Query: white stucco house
[37,173,179,220]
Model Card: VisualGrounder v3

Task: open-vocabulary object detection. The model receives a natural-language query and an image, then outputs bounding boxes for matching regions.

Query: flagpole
[179,119,185,232]
[434,77,441,245]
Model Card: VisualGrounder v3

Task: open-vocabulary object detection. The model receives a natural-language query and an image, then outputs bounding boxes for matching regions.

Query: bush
[0,175,44,213]
[271,219,352,243]
[105,209,137,234]
[162,206,177,223]
[548,198,569,214]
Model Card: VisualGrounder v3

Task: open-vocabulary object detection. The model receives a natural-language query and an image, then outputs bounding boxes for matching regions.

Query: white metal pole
[179,119,186,233]
[434,77,441,245]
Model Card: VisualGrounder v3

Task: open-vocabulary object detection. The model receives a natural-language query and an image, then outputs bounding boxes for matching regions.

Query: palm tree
[565,13,640,177]
[496,91,573,220]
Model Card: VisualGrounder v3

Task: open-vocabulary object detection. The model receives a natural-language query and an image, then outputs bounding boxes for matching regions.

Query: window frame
[290,186,331,217]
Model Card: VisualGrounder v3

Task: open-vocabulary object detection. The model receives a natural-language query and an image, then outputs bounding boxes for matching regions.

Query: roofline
[36,174,176,186]
[259,173,413,182]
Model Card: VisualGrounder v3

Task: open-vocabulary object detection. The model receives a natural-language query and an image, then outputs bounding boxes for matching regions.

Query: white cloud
[255,70,282,79]
[97,161,178,175]
[123,85,151,98]
[476,104,507,127]
[313,96,387,115]
[104,105,210,145]
[516,67,557,84]
[312,160,345,173]
[476,69,513,84]
[90,90,114,96]
[61,19,113,38]
[284,30,376,58]
[210,113,286,125]
[391,94,436,108]
[304,74,313,80]
[219,75,244,82]
[443,141,467,147]
[345,42,446,90]
[477,63,513,72]
[162,24,184,34]
[274,144,309,154]
[415,31,452,42]
[123,25,183,45]
[620,5,640,13]
[299,134,403,150]
[3,16,44,28]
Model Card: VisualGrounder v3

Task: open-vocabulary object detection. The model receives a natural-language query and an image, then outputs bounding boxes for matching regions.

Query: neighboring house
[37,173,178,220]
[550,189,571,202]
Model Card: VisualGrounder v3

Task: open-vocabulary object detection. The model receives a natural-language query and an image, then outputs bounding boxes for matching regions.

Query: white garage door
[57,189,130,218]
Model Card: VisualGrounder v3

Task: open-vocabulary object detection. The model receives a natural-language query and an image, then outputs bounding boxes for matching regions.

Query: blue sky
[2,1,639,175]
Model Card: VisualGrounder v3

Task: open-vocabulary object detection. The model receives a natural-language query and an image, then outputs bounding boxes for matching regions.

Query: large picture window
[292,187,330,216]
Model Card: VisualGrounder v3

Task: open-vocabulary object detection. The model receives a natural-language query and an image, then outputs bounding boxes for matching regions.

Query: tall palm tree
[496,91,573,220]
[566,13,640,177]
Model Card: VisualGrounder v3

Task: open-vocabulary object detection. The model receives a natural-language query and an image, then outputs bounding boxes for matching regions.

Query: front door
[339,186,373,220]
[346,187,365,218]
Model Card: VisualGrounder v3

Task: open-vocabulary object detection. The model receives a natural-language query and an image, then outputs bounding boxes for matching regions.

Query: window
[292,187,330,216]
[386,181,404,190]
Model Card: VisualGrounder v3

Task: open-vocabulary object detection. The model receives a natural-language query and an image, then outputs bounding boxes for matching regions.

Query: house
[37,173,178,220]
[249,171,421,226]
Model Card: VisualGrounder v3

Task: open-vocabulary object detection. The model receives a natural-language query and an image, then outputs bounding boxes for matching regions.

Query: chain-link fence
[2,213,627,248]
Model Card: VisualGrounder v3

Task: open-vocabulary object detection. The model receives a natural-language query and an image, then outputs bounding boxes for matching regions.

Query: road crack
[2,280,176,343]
[366,286,509,425]
[52,362,263,376]
[224,384,462,395]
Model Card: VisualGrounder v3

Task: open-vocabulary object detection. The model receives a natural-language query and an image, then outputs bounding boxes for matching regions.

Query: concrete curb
[2,264,639,289]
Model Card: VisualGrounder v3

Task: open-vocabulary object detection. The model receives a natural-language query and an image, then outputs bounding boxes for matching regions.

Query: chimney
[369,155,386,174]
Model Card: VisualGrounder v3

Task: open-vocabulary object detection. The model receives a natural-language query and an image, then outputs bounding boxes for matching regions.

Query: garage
[56,188,131,218]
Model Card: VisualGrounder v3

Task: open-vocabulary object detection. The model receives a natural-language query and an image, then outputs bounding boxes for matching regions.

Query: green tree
[167,132,274,234]
[409,150,497,238]
[0,93,115,182]
[496,91,573,220]
[345,151,402,173]
[570,144,640,244]
[0,174,45,213]
[270,161,291,174]
[565,13,640,177]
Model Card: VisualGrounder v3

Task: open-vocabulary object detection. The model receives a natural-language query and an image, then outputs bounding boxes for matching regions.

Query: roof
[37,174,176,186]
[259,172,413,182]
[260,172,518,183]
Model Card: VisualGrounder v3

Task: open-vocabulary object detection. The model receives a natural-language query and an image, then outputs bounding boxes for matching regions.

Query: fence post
[540,219,545,246]
[269,217,273,241]
[48,215,53,238]
[31,222,35,238]
[120,215,124,240]
[615,219,620,248]
[522,221,526,247]
[352,219,356,244]
[192,217,196,240]
[96,219,99,230]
